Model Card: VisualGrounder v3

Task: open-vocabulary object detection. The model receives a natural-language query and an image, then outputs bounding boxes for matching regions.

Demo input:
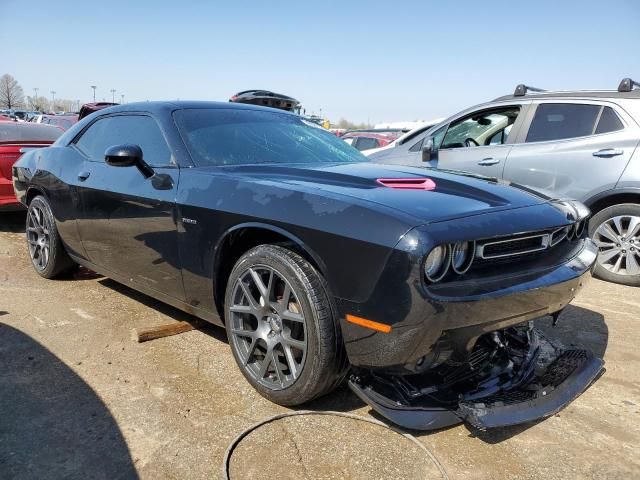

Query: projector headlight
[451,241,475,274]
[424,245,450,283]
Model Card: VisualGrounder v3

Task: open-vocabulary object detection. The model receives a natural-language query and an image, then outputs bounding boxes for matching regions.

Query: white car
[363,118,444,157]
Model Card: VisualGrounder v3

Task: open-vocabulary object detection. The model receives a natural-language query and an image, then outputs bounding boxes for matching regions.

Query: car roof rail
[513,84,546,96]
[618,77,640,92]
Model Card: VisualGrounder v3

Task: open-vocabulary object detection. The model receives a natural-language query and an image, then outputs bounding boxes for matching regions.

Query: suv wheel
[589,203,640,287]
[224,245,347,406]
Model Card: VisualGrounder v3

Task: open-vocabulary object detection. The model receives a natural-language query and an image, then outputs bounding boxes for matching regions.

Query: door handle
[77,171,91,181]
[477,158,501,166]
[593,148,623,158]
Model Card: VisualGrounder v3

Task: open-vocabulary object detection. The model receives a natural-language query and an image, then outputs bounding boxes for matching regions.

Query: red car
[78,102,119,120]
[341,130,403,151]
[0,123,62,210]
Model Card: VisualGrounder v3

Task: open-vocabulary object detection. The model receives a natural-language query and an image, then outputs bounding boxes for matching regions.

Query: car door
[72,113,185,301]
[502,101,638,201]
[435,104,530,178]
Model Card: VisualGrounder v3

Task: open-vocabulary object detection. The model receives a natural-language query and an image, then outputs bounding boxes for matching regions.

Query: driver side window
[441,107,520,150]
[75,114,173,167]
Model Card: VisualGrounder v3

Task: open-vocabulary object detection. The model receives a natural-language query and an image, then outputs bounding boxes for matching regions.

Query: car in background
[230,90,301,113]
[13,101,603,431]
[78,102,119,120]
[41,114,79,131]
[364,119,443,157]
[370,78,640,286]
[1,122,62,210]
[342,130,403,151]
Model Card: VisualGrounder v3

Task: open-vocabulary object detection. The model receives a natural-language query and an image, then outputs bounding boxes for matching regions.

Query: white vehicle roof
[363,118,444,156]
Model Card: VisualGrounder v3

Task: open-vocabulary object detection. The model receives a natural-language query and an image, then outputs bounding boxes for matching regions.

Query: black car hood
[207,162,551,224]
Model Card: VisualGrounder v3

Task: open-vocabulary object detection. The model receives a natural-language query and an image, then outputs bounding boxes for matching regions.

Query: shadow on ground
[98,278,228,343]
[0,211,26,233]
[0,323,138,480]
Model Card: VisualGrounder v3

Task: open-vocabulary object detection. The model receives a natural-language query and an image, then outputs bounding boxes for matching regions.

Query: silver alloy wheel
[229,265,307,390]
[593,215,640,276]
[27,205,50,271]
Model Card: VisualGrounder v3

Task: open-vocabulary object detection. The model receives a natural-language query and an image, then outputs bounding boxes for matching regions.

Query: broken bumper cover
[348,328,604,431]
[457,350,603,429]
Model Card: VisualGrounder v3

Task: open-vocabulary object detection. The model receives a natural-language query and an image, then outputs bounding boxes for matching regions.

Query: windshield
[174,108,368,166]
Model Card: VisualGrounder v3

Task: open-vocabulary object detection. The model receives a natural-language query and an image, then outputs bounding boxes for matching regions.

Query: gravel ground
[1,211,638,479]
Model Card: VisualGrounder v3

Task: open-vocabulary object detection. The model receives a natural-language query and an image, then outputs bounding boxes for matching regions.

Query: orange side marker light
[345,314,392,333]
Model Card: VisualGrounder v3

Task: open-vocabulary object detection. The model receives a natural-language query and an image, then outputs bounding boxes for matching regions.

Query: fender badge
[182,218,198,225]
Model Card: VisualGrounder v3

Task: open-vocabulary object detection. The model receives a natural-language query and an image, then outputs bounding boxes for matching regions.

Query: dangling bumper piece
[348,327,604,431]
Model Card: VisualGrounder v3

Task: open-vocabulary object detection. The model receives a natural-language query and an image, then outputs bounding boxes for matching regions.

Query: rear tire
[26,195,76,279]
[589,203,640,287]
[225,244,347,406]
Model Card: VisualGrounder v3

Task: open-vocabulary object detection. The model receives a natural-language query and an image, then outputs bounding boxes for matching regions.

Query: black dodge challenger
[13,101,603,430]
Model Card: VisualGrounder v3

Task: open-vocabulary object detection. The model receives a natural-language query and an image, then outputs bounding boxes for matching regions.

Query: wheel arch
[585,188,640,216]
[25,186,47,206]
[212,222,328,320]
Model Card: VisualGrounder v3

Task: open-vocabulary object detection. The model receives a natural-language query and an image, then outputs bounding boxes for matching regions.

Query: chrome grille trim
[476,233,550,260]
[550,226,571,246]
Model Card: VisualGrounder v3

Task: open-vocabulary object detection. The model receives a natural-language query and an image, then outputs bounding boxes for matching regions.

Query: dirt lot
[1,211,639,480]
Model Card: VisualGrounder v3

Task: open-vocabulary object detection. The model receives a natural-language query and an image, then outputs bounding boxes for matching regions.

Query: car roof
[0,122,62,142]
[493,89,640,102]
[94,100,301,116]
[231,90,298,101]
[342,131,397,139]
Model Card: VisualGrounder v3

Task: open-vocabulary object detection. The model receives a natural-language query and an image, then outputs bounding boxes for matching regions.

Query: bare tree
[0,74,25,109]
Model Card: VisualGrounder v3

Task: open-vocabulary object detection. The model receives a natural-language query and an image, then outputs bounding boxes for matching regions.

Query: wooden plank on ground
[132,320,205,343]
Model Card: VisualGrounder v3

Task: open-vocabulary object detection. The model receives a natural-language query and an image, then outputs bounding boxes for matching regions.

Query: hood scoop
[376,178,436,191]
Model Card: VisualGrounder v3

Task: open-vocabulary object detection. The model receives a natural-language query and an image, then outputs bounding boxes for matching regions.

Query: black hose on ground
[223,410,449,480]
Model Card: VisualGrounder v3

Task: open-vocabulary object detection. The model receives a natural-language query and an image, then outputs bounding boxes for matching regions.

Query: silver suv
[369,78,640,286]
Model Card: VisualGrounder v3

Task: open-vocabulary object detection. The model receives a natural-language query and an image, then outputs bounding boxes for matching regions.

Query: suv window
[441,107,520,149]
[526,104,602,142]
[75,115,172,166]
[487,124,513,146]
[595,106,624,135]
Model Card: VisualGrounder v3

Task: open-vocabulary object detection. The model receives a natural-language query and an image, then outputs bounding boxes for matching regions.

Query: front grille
[479,233,548,259]
[551,226,571,246]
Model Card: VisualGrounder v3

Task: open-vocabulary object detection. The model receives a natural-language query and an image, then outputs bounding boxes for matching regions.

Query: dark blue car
[12,101,603,430]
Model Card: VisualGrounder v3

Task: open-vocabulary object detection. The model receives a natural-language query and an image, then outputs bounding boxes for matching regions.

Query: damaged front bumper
[348,326,604,431]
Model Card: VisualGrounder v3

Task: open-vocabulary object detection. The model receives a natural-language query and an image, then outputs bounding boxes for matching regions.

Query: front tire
[26,195,75,278]
[225,245,347,406]
[589,203,640,287]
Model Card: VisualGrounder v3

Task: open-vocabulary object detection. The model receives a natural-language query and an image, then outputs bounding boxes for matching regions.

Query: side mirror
[421,137,436,163]
[104,144,154,178]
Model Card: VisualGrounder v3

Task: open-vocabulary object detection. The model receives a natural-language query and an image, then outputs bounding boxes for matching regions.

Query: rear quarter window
[595,107,624,134]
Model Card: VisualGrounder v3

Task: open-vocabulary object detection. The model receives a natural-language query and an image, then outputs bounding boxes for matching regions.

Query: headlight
[424,245,450,282]
[451,241,475,274]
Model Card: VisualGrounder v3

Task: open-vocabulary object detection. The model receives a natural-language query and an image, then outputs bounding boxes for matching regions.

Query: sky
[1,0,639,123]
